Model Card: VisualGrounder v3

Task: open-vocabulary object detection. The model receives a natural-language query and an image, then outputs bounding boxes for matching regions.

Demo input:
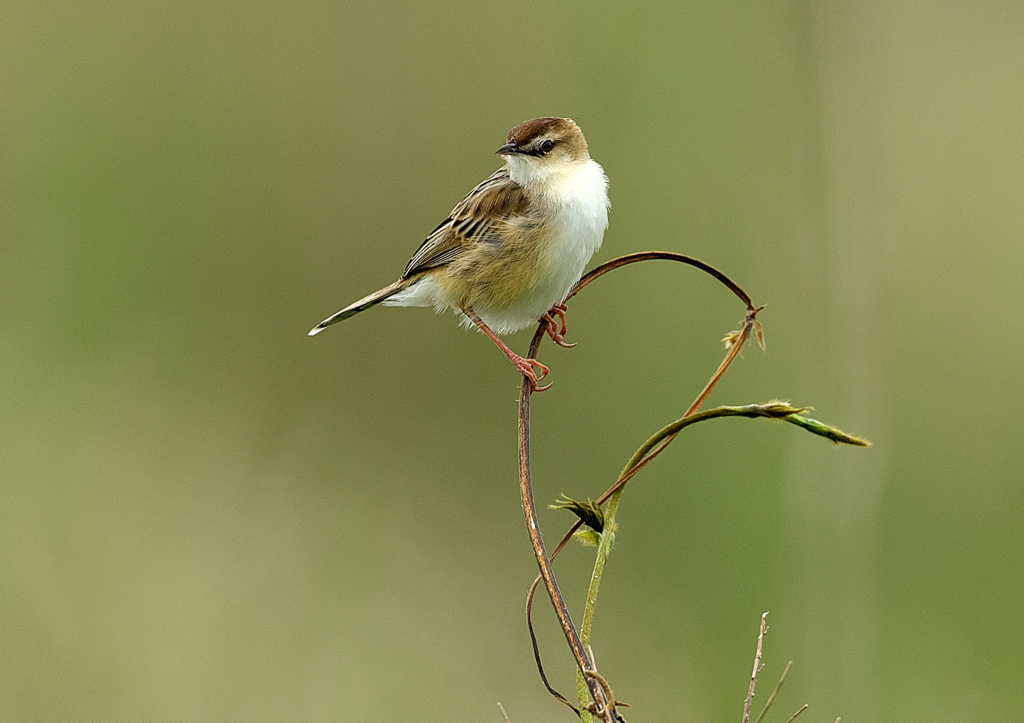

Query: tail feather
[308,279,407,336]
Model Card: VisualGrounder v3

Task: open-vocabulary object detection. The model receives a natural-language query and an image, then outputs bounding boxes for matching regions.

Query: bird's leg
[463,308,550,391]
[541,303,576,348]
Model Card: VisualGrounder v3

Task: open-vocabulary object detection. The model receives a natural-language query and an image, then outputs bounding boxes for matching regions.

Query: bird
[308,117,610,389]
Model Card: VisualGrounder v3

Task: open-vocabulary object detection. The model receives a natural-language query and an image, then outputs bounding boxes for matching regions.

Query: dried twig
[743,612,770,723]
[783,704,809,723]
[753,660,792,723]
[497,702,512,723]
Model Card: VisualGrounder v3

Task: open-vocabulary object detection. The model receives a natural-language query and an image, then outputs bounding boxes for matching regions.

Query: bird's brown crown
[501,117,589,161]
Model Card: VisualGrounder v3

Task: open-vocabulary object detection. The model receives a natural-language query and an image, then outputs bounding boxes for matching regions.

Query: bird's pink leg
[541,303,576,348]
[463,308,550,391]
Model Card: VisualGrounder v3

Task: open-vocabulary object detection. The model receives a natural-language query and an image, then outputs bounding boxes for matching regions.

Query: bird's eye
[539,139,555,154]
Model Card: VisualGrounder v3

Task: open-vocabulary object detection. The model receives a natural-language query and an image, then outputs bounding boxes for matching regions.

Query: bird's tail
[308,278,408,336]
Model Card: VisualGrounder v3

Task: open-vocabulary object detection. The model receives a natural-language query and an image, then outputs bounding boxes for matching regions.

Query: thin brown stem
[567,251,754,308]
[525,575,579,715]
[518,366,616,722]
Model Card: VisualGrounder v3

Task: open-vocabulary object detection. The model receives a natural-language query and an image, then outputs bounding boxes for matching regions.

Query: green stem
[571,402,868,716]
[575,484,623,719]
[623,404,869,477]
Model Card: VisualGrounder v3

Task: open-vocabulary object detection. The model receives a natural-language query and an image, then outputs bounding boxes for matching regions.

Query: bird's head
[496,117,591,187]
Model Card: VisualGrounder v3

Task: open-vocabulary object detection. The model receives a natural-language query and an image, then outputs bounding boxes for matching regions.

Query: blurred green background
[2,1,1021,721]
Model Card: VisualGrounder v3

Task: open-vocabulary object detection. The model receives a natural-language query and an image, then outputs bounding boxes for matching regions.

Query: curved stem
[567,251,755,308]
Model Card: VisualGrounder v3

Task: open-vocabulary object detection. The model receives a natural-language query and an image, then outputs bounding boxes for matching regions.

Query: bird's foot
[542,303,575,348]
[510,353,551,392]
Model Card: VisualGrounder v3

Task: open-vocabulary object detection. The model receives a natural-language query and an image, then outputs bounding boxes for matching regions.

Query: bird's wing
[403,167,531,277]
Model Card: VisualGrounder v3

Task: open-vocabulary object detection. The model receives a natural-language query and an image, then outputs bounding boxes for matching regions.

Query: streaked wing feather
[403,168,529,277]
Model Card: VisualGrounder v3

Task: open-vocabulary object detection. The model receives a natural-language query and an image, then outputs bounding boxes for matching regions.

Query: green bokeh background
[3,2,1021,721]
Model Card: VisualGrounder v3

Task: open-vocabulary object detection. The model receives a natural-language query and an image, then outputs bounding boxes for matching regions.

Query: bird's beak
[495,142,520,155]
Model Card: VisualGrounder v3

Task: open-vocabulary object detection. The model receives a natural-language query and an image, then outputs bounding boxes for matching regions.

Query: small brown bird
[309,117,610,388]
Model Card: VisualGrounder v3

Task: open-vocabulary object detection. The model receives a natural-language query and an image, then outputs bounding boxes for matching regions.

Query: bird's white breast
[476,158,609,334]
